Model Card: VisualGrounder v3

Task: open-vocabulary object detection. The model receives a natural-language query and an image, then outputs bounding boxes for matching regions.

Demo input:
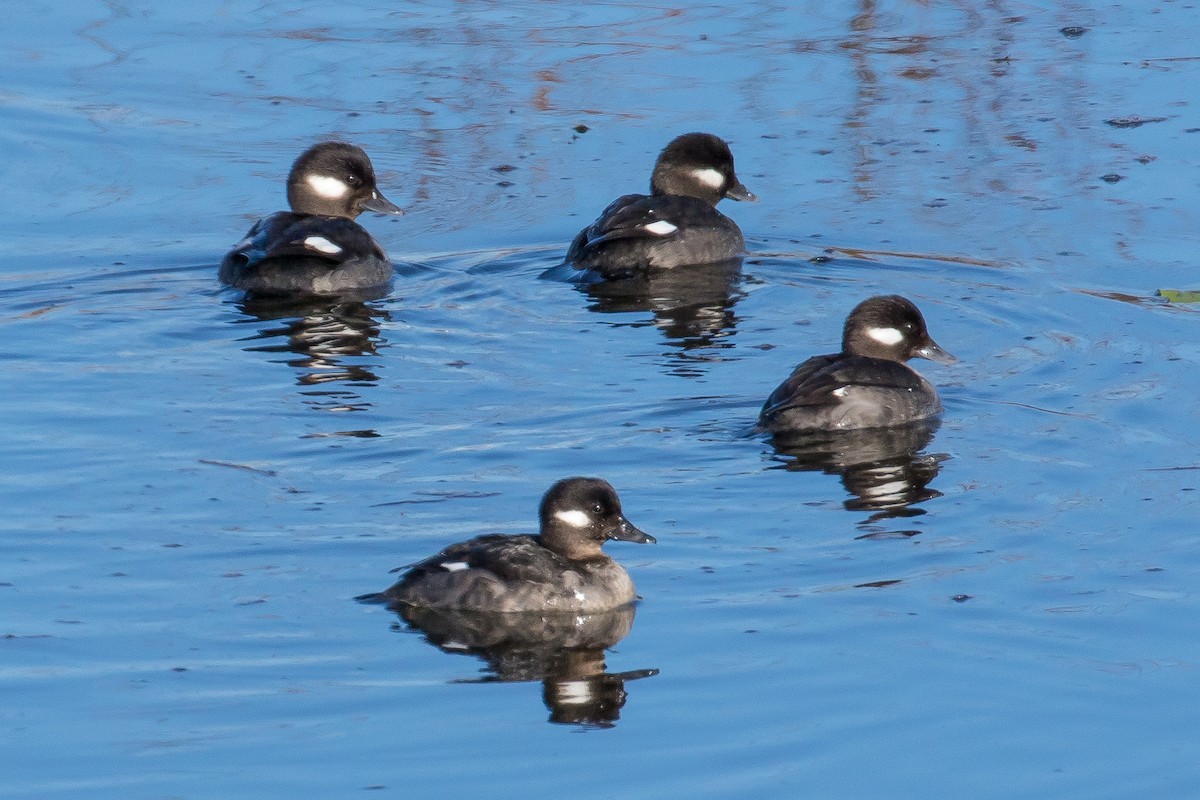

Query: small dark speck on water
[1146,567,1164,572]
[573,124,588,134]
[925,198,949,208]
[809,255,830,263]
[1060,26,1088,38]
[491,164,517,173]
[952,594,973,603]
[172,667,188,672]
[1100,174,1123,183]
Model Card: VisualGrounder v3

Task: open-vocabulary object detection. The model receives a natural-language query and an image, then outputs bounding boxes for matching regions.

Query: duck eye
[345,174,359,185]
[593,502,604,514]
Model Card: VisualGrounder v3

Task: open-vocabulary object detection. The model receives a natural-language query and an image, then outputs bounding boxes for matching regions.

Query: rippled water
[6,2,1200,797]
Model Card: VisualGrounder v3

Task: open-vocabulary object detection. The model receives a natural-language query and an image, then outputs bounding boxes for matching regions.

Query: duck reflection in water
[389,603,658,728]
[768,419,949,528]
[560,258,745,377]
[235,295,389,417]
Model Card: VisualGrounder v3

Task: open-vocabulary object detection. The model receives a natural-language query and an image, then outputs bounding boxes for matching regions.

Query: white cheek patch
[439,561,470,572]
[555,680,596,706]
[306,174,350,199]
[643,220,678,236]
[303,236,342,255]
[866,326,905,346]
[554,509,592,528]
[691,167,725,189]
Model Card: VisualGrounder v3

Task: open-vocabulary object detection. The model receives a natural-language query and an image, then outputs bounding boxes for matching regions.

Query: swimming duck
[564,132,755,280]
[759,295,955,432]
[359,477,654,612]
[220,141,402,297]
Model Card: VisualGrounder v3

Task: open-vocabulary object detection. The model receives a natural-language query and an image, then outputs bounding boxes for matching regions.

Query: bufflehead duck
[220,141,403,298]
[564,132,756,280]
[758,295,956,433]
[359,477,655,613]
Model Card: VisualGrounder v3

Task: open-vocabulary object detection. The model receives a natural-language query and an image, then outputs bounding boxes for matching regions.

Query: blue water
[5,2,1200,797]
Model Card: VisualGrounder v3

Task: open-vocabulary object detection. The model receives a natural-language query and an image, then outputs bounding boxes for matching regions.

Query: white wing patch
[439,561,470,572]
[643,220,678,236]
[303,236,343,255]
[554,509,592,528]
[832,387,849,398]
[866,326,904,346]
[691,167,725,189]
[306,174,350,199]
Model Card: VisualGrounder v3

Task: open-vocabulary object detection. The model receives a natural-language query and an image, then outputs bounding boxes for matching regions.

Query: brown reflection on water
[235,297,389,416]
[387,603,658,729]
[580,259,746,378]
[768,418,948,532]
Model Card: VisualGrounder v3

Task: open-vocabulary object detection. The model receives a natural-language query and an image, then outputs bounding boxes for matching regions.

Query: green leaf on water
[1156,289,1200,303]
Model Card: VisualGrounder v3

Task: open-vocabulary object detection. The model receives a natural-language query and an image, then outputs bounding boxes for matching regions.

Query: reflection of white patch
[866,326,904,346]
[643,220,678,236]
[556,680,595,705]
[439,561,469,572]
[303,236,342,255]
[306,174,350,199]
[691,167,725,189]
[554,509,592,528]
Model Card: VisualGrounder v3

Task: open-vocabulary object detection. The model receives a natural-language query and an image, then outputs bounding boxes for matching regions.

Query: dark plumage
[564,132,755,280]
[759,295,956,433]
[359,478,655,613]
[220,141,402,298]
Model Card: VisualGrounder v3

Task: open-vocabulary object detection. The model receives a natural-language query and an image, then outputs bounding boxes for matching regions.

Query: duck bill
[725,179,757,202]
[914,339,957,365]
[363,191,404,215]
[607,516,655,544]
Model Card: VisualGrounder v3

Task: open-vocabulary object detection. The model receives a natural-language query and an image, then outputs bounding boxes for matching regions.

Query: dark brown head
[649,132,756,206]
[537,477,654,561]
[285,141,403,218]
[841,295,956,364]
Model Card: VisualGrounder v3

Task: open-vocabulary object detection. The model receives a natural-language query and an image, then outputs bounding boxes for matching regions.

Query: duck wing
[403,534,565,585]
[223,213,383,269]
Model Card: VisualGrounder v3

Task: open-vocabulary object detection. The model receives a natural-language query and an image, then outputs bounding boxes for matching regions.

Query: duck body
[385,534,641,613]
[220,211,392,296]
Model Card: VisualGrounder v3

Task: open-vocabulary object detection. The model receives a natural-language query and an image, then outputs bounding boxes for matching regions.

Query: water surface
[4,2,1200,797]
